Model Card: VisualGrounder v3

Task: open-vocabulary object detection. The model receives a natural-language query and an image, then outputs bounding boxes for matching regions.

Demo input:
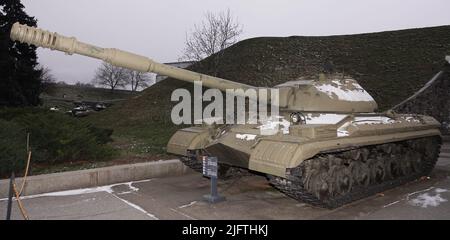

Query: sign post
[202,156,225,203]
[6,172,14,220]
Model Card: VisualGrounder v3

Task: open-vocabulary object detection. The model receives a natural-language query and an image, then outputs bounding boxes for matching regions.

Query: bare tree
[75,81,94,88]
[180,9,243,75]
[38,65,56,84]
[124,70,153,91]
[37,65,57,93]
[92,62,127,91]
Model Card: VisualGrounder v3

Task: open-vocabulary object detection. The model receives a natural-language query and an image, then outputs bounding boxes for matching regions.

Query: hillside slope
[88,25,450,153]
[41,84,136,111]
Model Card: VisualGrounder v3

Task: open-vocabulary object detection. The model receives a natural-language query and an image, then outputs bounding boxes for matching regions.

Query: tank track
[269,136,441,209]
[180,156,203,173]
[180,153,251,179]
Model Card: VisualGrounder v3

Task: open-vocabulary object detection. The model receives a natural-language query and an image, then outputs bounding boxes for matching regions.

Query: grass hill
[87,25,450,155]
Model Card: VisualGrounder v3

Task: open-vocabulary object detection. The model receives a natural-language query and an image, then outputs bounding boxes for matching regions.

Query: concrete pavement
[0,159,188,198]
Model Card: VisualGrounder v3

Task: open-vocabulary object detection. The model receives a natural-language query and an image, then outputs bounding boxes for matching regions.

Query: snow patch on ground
[82,198,96,203]
[126,182,140,192]
[408,188,448,208]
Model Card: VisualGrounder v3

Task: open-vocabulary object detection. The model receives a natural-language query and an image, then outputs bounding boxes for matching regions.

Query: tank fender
[249,140,301,177]
[249,128,441,178]
[166,127,210,156]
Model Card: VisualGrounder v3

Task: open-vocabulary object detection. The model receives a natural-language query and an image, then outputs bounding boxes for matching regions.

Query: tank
[11,23,442,208]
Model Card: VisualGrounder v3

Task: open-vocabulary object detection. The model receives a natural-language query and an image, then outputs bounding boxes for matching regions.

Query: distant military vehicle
[95,103,107,111]
[10,23,442,208]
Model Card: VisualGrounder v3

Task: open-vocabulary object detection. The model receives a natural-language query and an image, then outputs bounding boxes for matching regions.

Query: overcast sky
[21,0,450,85]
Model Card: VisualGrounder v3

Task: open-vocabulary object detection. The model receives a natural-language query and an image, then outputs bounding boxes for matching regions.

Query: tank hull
[167,113,441,177]
[167,113,441,208]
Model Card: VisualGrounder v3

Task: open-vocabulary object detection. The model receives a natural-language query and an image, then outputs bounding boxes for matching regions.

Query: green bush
[0,108,116,176]
[88,125,114,144]
[0,120,27,176]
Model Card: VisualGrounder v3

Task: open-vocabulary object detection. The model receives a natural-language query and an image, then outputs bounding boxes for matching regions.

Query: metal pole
[203,156,225,203]
[6,172,14,220]
[211,176,218,197]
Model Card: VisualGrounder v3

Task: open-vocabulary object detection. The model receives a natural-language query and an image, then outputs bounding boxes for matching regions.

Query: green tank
[11,23,442,208]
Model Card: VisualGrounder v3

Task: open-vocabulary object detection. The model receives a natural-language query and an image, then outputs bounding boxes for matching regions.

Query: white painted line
[0,179,153,201]
[170,208,196,220]
[383,200,400,208]
[111,194,159,220]
[178,201,197,209]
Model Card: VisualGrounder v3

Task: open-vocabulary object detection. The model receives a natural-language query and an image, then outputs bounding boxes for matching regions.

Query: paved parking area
[1,157,450,220]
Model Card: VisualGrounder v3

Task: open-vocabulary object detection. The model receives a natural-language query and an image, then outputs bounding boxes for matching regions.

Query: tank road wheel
[303,157,330,200]
[420,137,441,175]
[269,136,441,209]
[387,156,402,178]
[349,160,370,187]
[399,153,413,176]
[332,165,353,197]
[367,157,386,184]
[409,151,423,173]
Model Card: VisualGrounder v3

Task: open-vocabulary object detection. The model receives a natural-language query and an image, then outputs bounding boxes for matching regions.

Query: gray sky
[21,0,450,85]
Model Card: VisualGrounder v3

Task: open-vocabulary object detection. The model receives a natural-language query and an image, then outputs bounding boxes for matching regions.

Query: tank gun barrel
[10,22,255,91]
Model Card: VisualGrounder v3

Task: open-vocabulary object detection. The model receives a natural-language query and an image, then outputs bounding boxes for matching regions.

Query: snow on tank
[275,75,379,113]
[314,78,375,102]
